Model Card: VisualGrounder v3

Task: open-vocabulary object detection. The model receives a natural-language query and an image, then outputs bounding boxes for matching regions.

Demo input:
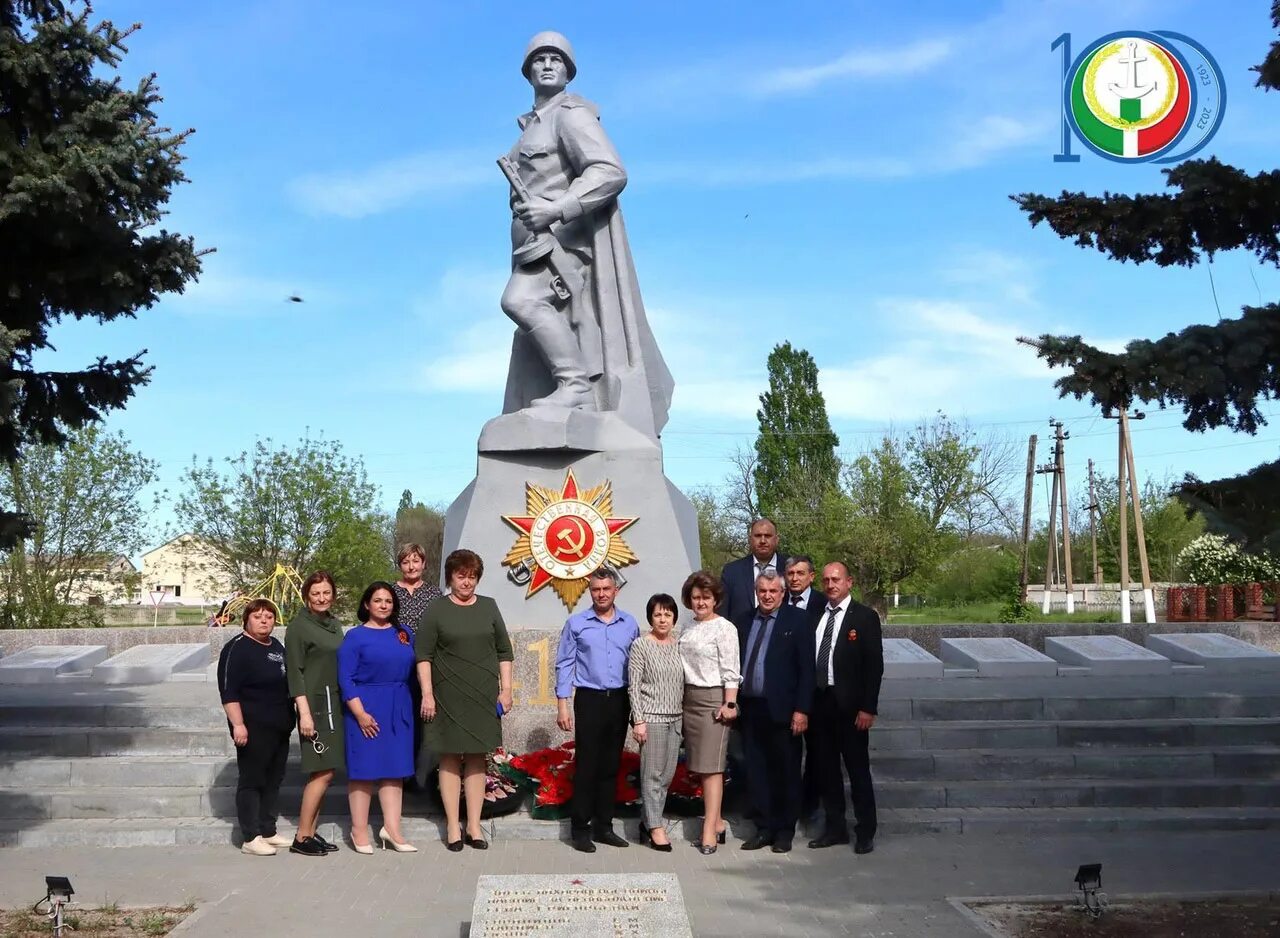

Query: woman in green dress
[284,570,345,857]
[416,549,514,851]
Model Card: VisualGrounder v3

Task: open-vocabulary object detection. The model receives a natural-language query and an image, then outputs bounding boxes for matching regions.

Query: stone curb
[946,889,1280,937]
[167,890,238,935]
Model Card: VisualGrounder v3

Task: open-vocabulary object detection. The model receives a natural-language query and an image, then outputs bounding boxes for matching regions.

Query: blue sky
[41,0,1280,543]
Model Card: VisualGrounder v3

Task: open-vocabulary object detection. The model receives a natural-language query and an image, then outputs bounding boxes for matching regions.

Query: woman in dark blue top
[338,582,418,853]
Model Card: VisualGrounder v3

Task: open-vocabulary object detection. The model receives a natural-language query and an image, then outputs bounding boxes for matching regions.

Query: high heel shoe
[640,824,672,853]
[717,828,727,845]
[696,841,718,855]
[350,830,373,855]
[378,826,418,853]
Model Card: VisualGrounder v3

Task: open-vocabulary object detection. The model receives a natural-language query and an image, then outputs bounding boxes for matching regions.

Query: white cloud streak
[750,38,955,95]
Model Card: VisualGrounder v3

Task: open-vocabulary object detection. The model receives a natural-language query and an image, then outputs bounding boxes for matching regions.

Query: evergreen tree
[0,1,203,548]
[1011,6,1280,433]
[753,342,841,518]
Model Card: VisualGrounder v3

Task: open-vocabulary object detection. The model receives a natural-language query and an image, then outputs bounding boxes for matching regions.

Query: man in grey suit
[783,555,825,624]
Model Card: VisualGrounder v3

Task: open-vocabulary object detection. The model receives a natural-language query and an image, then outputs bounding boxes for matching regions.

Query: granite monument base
[444,411,700,630]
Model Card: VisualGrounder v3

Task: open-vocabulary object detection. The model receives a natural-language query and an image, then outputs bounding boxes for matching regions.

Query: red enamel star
[501,469,638,609]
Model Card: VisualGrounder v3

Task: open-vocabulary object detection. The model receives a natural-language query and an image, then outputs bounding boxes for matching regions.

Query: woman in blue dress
[338,581,418,853]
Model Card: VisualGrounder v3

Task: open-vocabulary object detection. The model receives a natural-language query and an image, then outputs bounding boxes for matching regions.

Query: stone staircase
[1,672,1278,847]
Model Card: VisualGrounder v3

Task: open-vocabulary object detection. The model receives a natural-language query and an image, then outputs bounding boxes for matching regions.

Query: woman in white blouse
[677,570,741,855]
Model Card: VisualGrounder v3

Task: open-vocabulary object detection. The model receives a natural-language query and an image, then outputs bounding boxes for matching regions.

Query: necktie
[816,607,838,688]
[790,593,802,606]
[743,613,771,695]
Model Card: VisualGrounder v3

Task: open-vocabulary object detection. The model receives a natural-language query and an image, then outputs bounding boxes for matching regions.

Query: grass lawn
[887,601,1121,624]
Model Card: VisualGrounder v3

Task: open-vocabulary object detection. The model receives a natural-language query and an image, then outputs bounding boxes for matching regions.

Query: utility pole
[1036,420,1063,614]
[1055,421,1075,614]
[1018,434,1038,602]
[1121,410,1155,622]
[1107,408,1154,623]
[1087,459,1101,585]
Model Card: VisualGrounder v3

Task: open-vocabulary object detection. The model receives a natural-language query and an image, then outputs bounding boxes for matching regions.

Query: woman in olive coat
[285,570,345,856]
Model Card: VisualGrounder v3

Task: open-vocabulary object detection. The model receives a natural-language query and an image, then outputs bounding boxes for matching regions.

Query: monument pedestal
[444,409,700,630]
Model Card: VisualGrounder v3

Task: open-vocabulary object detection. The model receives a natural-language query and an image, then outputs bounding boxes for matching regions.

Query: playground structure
[210,563,304,627]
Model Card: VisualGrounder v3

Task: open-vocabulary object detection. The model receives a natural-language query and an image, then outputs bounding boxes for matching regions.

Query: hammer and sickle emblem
[555,517,589,559]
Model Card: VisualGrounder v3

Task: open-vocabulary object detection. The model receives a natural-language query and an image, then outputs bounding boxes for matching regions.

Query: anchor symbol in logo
[1108,40,1157,100]
[554,516,589,560]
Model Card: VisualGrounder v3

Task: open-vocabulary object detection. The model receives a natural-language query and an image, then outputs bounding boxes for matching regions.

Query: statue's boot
[526,322,594,411]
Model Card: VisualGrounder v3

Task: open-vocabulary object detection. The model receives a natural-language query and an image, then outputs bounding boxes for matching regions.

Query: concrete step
[0,785,438,821]
[5,805,1280,848]
[871,717,1280,750]
[874,778,1280,809]
[0,727,232,756]
[873,745,1280,780]
[884,693,1280,722]
[0,705,223,729]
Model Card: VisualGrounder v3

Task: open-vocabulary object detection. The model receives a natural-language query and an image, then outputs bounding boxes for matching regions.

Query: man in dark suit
[783,555,825,624]
[732,570,815,853]
[719,518,786,622]
[807,561,883,855]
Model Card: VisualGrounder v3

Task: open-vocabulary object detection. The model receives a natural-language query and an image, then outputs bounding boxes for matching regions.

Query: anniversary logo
[501,469,639,609]
[1053,30,1226,164]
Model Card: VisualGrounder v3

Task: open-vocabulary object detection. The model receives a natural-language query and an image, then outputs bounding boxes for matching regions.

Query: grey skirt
[682,685,730,775]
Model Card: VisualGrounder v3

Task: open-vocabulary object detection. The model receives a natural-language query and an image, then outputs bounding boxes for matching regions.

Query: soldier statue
[498,31,672,443]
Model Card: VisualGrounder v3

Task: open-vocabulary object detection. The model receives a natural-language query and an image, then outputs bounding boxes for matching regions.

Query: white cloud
[288,150,492,219]
[749,38,955,95]
[412,267,512,393]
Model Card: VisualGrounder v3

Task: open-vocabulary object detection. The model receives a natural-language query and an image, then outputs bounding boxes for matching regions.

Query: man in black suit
[783,555,825,623]
[719,518,785,622]
[807,561,884,855]
[732,570,815,853]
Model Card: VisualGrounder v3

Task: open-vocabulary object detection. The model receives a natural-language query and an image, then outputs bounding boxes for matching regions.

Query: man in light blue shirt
[555,568,640,852]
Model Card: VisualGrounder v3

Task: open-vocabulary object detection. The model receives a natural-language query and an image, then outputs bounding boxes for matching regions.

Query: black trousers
[739,697,803,838]
[809,688,877,841]
[233,721,292,841]
[571,688,629,834]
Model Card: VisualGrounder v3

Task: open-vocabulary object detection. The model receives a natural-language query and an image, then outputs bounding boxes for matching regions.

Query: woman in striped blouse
[627,593,683,852]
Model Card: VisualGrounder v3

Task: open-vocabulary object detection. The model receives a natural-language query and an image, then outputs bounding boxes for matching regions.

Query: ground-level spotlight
[36,876,75,936]
[1073,863,1107,918]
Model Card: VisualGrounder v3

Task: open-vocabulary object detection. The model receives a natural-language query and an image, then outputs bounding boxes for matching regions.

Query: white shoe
[262,833,293,847]
[379,826,418,852]
[241,836,277,856]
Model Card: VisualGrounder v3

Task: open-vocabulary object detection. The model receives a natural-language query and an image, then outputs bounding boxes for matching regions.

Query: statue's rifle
[497,156,579,301]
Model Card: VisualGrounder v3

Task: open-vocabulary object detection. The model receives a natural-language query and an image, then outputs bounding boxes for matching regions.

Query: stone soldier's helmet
[522,31,577,82]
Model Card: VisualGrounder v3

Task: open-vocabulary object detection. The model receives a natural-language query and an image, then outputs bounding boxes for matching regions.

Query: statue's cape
[502,202,673,442]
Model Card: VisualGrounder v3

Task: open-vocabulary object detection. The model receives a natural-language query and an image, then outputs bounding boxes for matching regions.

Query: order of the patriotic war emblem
[501,469,638,610]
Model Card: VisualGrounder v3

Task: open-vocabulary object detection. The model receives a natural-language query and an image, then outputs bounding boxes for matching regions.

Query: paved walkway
[2,829,1277,936]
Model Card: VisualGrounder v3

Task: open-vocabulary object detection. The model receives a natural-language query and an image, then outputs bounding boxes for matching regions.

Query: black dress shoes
[807,831,850,849]
[571,831,597,853]
[592,829,629,848]
[771,836,793,853]
[854,838,875,855]
[310,833,340,853]
[288,836,328,857]
[740,833,773,851]
[464,833,489,850]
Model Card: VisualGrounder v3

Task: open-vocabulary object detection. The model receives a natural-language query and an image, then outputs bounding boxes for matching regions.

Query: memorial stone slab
[940,638,1058,677]
[0,645,108,683]
[1145,633,1280,674]
[883,639,944,679]
[92,644,210,684]
[1045,635,1173,676]
[469,873,692,938]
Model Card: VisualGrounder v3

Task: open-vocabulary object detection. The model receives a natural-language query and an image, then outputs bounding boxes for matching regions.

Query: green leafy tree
[753,342,840,519]
[0,1,203,549]
[175,438,388,616]
[393,491,444,588]
[1091,475,1206,582]
[688,486,742,573]
[1178,462,1280,555]
[0,427,157,627]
